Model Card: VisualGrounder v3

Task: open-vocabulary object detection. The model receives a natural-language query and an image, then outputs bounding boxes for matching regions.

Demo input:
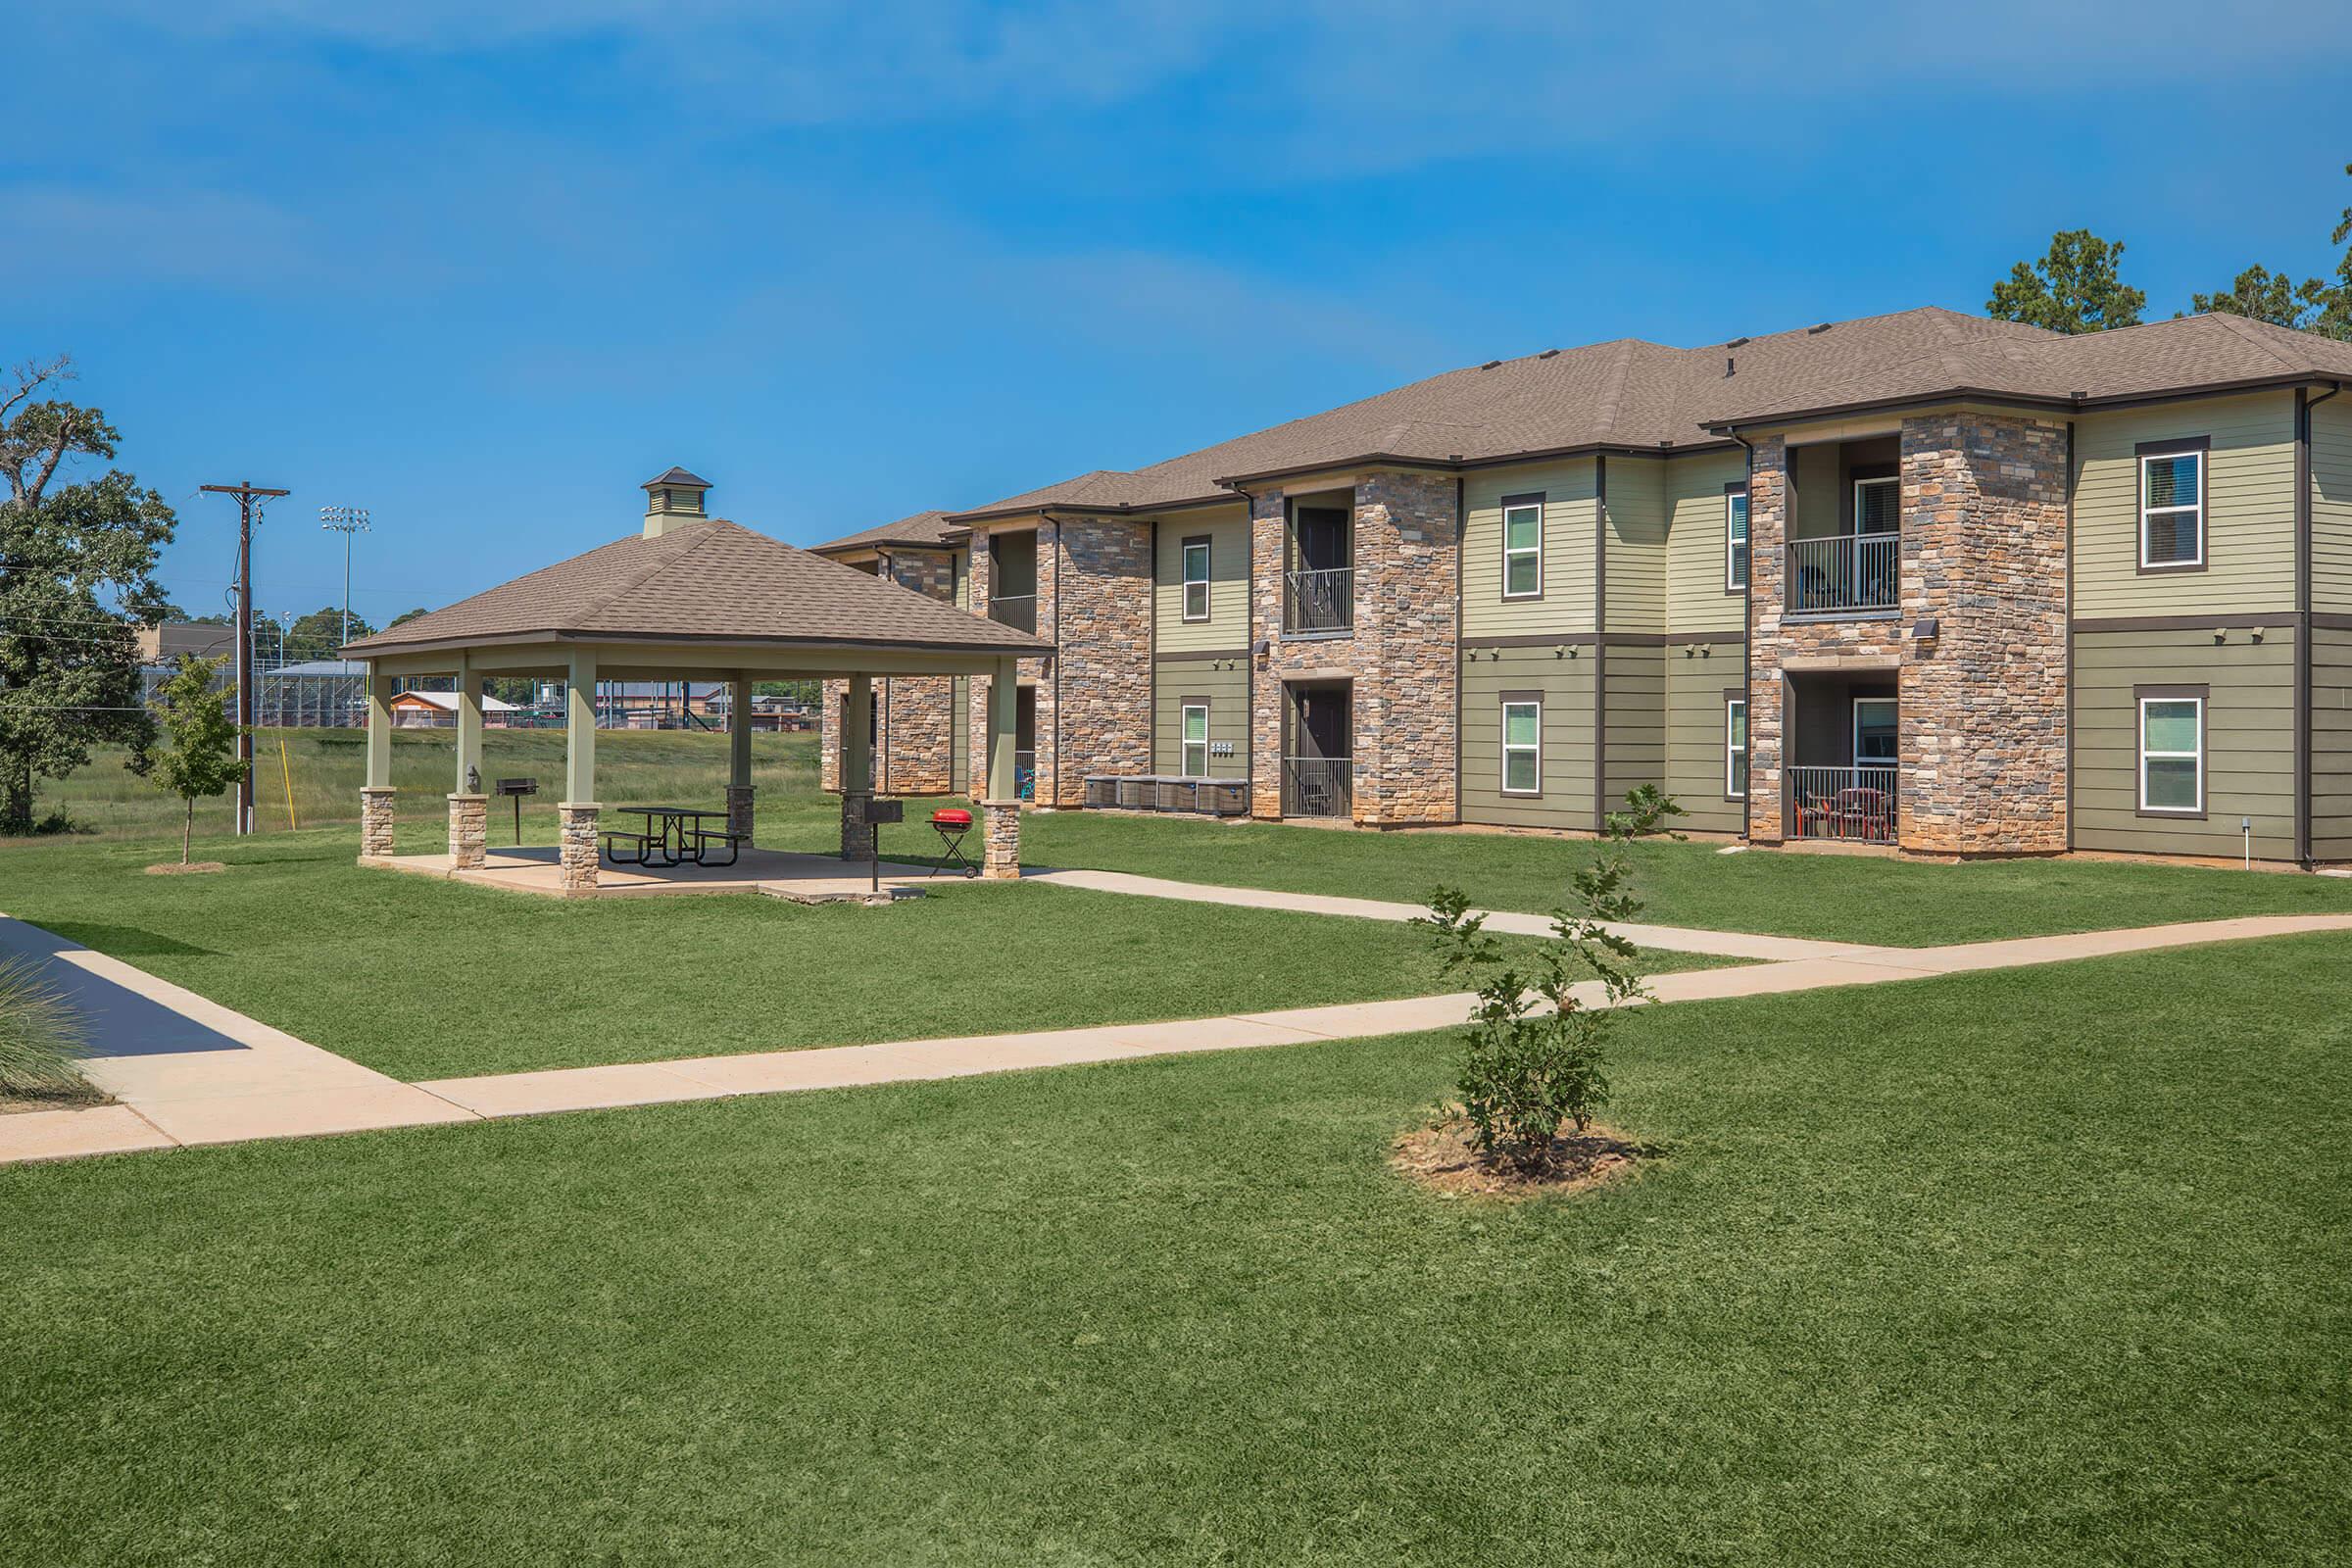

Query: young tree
[0,357,175,834]
[148,654,241,864]
[1987,229,2146,333]
[1414,787,1686,1172]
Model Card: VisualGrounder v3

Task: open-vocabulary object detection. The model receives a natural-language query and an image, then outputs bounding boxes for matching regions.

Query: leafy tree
[1413,787,1685,1172]
[2323,162,2352,342]
[148,654,241,864]
[2185,264,2333,330]
[386,606,431,628]
[1987,229,2146,333]
[0,357,175,834]
[283,606,376,662]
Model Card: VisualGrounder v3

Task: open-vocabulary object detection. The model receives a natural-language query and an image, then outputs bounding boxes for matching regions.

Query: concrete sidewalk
[7,909,2351,1167]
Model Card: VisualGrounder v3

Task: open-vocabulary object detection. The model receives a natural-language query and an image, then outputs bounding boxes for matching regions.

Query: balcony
[1284,568,1352,635]
[1787,532,1898,616]
[1788,765,1898,844]
[989,594,1037,634]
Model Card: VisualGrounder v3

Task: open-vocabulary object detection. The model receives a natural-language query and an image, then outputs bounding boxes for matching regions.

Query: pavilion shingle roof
[341,519,1045,657]
[947,308,2352,521]
[810,509,964,554]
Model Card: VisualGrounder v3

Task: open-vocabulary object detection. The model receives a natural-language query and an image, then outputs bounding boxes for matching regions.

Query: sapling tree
[1413,786,1685,1172]
[148,654,241,864]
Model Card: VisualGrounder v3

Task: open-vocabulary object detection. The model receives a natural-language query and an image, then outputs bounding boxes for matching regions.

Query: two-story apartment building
[816,307,2352,866]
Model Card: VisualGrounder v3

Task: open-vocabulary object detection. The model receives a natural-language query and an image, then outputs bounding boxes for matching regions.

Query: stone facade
[980,797,1021,878]
[818,546,963,795]
[1032,516,1153,807]
[446,792,488,869]
[726,784,756,842]
[359,786,397,860]
[558,803,600,894]
[1249,471,1459,825]
[1745,416,2069,856]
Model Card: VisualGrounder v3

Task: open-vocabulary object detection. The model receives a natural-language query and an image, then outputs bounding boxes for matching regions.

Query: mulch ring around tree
[1392,1113,1661,1200]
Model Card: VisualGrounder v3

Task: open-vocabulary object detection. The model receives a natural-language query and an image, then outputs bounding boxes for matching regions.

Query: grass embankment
[3,936,2345,1564]
[0,832,1728,1082]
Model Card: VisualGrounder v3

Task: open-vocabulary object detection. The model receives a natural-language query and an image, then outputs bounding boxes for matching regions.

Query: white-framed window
[1181,703,1209,777]
[1500,699,1541,795]
[2137,694,2204,814]
[1852,698,1898,768]
[1501,497,1543,599]
[1853,475,1898,535]
[1181,538,1211,621]
[1725,698,1748,798]
[1725,484,1749,590]
[2139,445,2206,568]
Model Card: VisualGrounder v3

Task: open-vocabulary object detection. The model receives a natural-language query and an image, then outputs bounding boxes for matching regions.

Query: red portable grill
[928,808,977,878]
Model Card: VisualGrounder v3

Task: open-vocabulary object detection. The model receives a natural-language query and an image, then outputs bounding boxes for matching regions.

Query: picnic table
[606,805,735,867]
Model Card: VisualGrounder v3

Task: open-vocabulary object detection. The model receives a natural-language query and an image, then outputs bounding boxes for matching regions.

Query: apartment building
[815,307,2352,866]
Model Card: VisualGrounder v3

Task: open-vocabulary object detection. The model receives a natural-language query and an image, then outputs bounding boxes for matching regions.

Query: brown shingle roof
[341,519,1045,658]
[946,308,2352,521]
[810,509,965,554]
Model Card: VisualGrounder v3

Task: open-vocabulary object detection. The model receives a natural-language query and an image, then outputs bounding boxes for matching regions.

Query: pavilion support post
[841,671,874,860]
[447,655,488,869]
[727,672,755,844]
[360,665,397,862]
[560,648,601,895]
[980,656,1021,879]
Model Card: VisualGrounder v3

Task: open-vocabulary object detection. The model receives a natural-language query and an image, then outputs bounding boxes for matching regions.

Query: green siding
[2314,395,2352,616]
[1152,661,1249,776]
[1152,507,1251,653]
[2314,627,2352,861]
[1603,643,1664,806]
[1664,450,1748,636]
[1462,458,1597,639]
[1665,641,1746,834]
[2071,627,2295,859]
[1602,458,1668,635]
[2073,392,2298,620]
[1460,652,1597,828]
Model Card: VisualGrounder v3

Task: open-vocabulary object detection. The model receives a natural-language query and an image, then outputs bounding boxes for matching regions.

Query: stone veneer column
[1898,412,2070,854]
[841,793,876,860]
[1035,515,1152,807]
[558,803,600,894]
[726,784,756,841]
[1742,435,1790,844]
[979,798,1020,877]
[818,678,844,792]
[359,786,397,860]
[1247,471,1459,825]
[446,792,488,869]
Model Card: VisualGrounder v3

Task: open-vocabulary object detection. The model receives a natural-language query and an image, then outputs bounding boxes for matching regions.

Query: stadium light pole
[318,506,371,652]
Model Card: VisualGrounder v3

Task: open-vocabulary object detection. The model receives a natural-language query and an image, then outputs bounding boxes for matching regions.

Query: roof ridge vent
[1807,321,1834,334]
[1726,336,1750,348]
[1480,359,1502,370]
[1538,348,1561,359]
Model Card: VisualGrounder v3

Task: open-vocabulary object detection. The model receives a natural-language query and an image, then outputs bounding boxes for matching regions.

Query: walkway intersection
[6,879,2349,1167]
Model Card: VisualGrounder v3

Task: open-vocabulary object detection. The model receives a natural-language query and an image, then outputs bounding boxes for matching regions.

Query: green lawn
[0,831,1732,1082]
[4,935,2345,1565]
[1017,809,2352,946]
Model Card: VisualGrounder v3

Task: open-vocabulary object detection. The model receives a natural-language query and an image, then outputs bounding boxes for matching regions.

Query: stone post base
[359,786,397,861]
[841,791,875,861]
[726,784,756,843]
[559,802,601,894]
[447,793,488,869]
[979,798,1021,879]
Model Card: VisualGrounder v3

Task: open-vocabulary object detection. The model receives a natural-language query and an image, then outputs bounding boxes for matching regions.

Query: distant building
[388,689,518,728]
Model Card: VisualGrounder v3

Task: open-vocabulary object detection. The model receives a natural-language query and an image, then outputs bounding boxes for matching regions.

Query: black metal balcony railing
[1284,567,1352,634]
[1013,749,1037,802]
[989,594,1037,634]
[1787,532,1899,614]
[1283,756,1352,818]
[1788,765,1898,844]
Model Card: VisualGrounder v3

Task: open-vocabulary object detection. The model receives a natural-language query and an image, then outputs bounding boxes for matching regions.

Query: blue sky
[12,1,2352,626]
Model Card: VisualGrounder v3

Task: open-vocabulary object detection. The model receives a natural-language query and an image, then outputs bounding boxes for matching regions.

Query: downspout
[1148,517,1159,775]
[1593,454,1609,831]
[2065,417,2077,853]
[1725,428,1756,843]
[2296,381,2341,869]
[1043,514,1063,808]
[1453,474,1465,826]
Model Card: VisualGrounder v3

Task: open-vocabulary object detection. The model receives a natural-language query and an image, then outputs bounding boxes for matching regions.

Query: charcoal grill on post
[494,777,538,845]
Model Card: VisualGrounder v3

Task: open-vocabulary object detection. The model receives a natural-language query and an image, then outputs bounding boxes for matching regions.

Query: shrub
[1413,786,1684,1171]
[0,956,96,1102]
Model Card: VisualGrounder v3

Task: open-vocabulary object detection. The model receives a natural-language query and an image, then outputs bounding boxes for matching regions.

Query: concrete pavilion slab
[378,844,939,904]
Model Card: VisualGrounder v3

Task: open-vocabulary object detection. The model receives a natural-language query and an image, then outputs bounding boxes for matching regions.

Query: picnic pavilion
[339,468,1048,896]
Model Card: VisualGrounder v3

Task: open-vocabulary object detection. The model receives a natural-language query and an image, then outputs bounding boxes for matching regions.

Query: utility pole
[203,480,290,836]
[319,506,370,651]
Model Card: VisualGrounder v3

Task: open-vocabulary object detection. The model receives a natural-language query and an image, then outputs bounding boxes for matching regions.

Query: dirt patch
[1392,1113,1657,1200]
[0,1084,110,1115]
[144,861,225,876]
